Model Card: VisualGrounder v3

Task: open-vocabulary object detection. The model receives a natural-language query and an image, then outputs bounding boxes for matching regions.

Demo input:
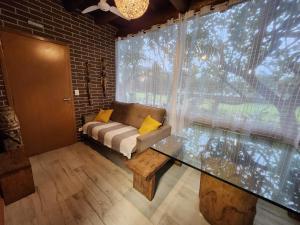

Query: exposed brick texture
[0,0,117,138]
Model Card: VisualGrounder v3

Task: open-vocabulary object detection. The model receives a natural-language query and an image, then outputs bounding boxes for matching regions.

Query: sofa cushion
[138,115,162,135]
[127,103,166,128]
[95,109,113,123]
[110,101,133,124]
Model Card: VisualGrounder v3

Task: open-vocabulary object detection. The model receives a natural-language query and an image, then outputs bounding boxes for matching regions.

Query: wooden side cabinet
[0,148,35,205]
[0,197,4,225]
[0,166,35,204]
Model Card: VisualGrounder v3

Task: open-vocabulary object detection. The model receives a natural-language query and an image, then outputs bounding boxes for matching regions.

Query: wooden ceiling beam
[116,6,178,37]
[116,0,228,36]
[62,0,228,36]
[190,0,226,11]
[94,12,119,25]
[169,0,191,13]
[62,0,85,12]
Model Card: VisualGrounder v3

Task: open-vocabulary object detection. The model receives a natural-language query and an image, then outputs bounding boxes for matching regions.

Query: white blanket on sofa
[82,121,140,159]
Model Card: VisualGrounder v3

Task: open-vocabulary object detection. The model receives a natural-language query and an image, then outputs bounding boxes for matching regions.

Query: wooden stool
[0,148,35,205]
[199,173,257,225]
[0,197,3,225]
[127,148,170,200]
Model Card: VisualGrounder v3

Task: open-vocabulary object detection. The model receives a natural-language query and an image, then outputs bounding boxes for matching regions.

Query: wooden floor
[4,142,300,225]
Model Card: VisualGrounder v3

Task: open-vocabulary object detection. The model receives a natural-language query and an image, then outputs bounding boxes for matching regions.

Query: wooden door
[0,31,76,156]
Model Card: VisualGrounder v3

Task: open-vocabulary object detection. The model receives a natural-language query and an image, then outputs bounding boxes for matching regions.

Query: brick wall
[0,0,117,137]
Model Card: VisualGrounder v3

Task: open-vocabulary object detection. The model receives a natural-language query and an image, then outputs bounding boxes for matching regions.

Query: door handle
[63,98,71,101]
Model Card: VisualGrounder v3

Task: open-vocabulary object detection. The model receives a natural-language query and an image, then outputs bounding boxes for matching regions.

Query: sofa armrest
[136,125,171,153]
[82,113,97,124]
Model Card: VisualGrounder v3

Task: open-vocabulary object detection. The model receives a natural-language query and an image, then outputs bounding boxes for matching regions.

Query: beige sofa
[82,101,171,158]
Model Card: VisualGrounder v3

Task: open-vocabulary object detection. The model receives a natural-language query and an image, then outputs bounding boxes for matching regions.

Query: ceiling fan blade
[109,6,130,20]
[82,5,100,14]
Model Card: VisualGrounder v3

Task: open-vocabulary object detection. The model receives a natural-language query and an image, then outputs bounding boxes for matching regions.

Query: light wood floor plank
[150,168,209,225]
[4,142,300,225]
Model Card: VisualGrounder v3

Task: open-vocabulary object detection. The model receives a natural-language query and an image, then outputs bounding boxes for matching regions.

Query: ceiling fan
[81,0,130,20]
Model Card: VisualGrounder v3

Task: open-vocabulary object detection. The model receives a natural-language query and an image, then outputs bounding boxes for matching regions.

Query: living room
[0,0,299,225]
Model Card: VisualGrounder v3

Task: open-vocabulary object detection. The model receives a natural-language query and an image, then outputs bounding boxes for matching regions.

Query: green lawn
[128,93,300,124]
[198,100,283,123]
[132,92,168,105]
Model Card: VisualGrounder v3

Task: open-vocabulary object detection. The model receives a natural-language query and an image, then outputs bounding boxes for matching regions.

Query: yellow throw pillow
[138,115,162,135]
[94,109,113,123]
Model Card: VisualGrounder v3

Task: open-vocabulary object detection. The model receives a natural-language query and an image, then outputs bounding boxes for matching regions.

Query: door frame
[0,28,77,144]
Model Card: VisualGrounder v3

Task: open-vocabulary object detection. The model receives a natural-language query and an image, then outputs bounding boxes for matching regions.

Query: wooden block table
[126,148,170,200]
[0,148,35,205]
[200,173,257,225]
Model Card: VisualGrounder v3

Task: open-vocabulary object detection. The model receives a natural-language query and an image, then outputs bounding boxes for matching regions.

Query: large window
[116,0,300,144]
[116,24,178,107]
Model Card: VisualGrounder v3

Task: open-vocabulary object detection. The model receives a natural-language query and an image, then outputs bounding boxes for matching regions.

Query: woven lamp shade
[115,0,149,20]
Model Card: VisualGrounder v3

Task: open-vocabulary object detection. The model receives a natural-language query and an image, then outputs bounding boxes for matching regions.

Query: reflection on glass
[152,124,300,213]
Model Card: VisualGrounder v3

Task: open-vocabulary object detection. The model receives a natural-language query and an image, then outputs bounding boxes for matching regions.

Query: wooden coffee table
[126,148,170,200]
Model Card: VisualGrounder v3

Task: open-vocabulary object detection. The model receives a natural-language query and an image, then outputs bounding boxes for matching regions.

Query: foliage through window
[116,0,300,144]
[116,24,178,107]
